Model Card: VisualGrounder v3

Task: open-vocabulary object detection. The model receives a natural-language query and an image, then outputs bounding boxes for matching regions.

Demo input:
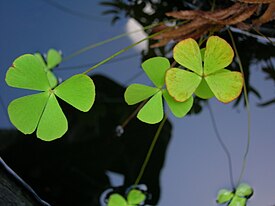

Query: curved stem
[228,28,251,186]
[134,115,168,185]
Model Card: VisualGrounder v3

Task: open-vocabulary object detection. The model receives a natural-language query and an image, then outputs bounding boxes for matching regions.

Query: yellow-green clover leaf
[166,36,244,103]
[124,57,193,124]
[216,183,253,206]
[6,54,95,141]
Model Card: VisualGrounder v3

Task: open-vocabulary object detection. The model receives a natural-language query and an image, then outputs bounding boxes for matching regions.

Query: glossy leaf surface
[205,70,243,103]
[124,84,159,105]
[8,92,49,134]
[163,90,193,118]
[36,94,68,141]
[127,189,146,205]
[137,91,163,124]
[173,38,202,75]
[5,54,50,91]
[166,68,201,102]
[108,194,127,206]
[204,36,234,75]
[216,189,234,204]
[141,57,170,88]
[54,74,95,112]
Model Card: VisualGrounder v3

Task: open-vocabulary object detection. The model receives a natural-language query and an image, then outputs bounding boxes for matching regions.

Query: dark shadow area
[0,75,172,206]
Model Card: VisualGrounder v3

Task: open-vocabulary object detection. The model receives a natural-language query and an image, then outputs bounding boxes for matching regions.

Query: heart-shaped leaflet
[166,36,244,103]
[6,54,95,141]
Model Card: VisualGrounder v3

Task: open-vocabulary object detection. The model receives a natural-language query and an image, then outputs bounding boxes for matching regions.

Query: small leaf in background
[124,84,159,105]
[141,57,170,88]
[165,68,201,102]
[46,48,62,69]
[228,195,247,206]
[216,189,234,204]
[127,189,146,205]
[108,194,127,206]
[137,91,163,124]
[235,183,253,197]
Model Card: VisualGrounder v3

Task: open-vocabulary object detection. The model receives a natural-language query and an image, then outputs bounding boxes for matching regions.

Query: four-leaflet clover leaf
[166,36,244,103]
[217,183,253,206]
[5,54,95,141]
[124,57,193,124]
[108,189,146,206]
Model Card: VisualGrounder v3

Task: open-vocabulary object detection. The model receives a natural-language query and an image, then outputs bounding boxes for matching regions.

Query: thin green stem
[62,22,162,62]
[82,26,173,75]
[134,115,168,185]
[228,29,251,186]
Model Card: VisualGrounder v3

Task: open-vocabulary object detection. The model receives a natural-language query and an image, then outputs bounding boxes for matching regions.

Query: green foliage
[107,189,146,206]
[217,183,253,206]
[124,57,193,124]
[5,53,95,141]
[166,36,244,103]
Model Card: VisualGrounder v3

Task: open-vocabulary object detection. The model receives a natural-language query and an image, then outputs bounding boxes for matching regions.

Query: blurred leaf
[235,183,253,197]
[108,194,127,206]
[127,189,146,205]
[216,189,234,204]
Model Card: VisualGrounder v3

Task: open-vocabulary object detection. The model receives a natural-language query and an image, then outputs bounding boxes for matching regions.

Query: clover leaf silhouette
[5,54,95,141]
[166,36,244,103]
[124,57,193,124]
[217,183,253,206]
[108,189,146,206]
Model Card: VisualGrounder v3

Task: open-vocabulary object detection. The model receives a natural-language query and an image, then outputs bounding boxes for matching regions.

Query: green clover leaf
[216,183,253,206]
[166,36,244,103]
[107,189,146,206]
[124,57,193,124]
[6,54,95,141]
[127,189,146,205]
[217,189,234,204]
[235,183,253,198]
[108,194,127,206]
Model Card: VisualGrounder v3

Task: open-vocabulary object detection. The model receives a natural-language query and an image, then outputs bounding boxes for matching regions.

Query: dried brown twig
[151,0,275,47]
